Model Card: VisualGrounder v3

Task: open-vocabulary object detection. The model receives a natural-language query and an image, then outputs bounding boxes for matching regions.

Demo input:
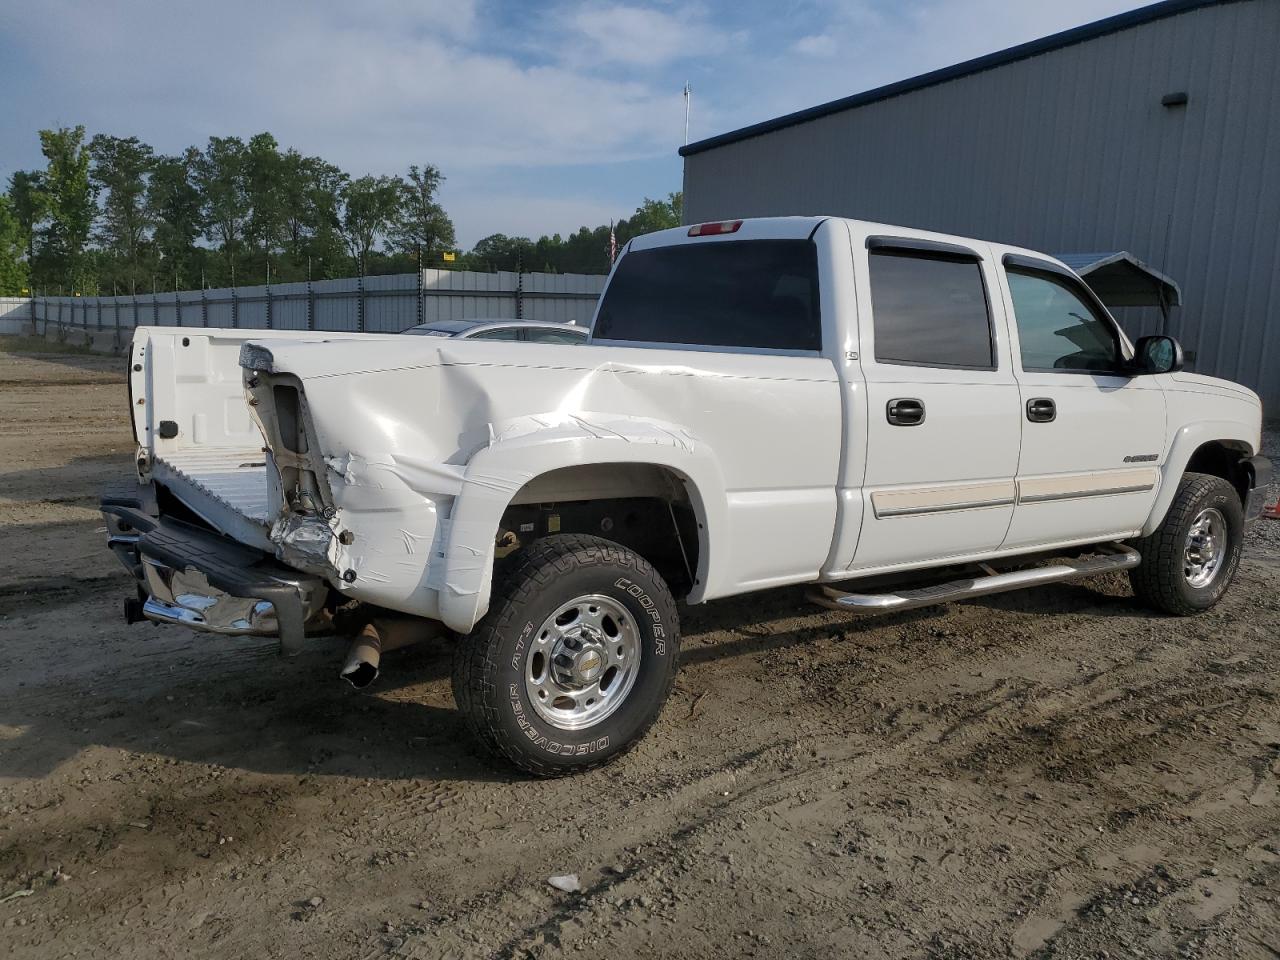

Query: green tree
[148,149,203,288]
[466,233,536,272]
[244,132,285,271]
[624,192,682,237]
[339,175,402,272]
[303,160,350,278]
[459,193,683,275]
[391,164,455,259]
[7,170,46,267]
[89,134,155,293]
[192,136,250,269]
[36,125,96,291]
[0,196,30,295]
[277,151,348,275]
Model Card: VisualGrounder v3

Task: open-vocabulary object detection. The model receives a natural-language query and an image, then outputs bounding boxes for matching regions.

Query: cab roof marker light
[687,220,743,237]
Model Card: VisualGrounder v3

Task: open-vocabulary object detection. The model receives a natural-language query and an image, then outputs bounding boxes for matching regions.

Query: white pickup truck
[102,217,1273,775]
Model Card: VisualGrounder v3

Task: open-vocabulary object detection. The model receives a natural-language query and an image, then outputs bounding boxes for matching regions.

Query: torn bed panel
[240,337,840,631]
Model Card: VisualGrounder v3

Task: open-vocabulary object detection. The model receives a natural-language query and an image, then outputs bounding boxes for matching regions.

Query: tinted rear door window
[869,251,995,369]
[594,240,821,351]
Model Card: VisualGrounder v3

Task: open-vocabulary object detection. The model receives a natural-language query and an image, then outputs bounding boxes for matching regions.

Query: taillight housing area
[244,372,332,518]
[272,384,308,454]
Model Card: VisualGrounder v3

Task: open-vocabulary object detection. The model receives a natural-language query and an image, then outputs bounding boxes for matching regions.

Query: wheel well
[498,464,701,598]
[1184,440,1252,505]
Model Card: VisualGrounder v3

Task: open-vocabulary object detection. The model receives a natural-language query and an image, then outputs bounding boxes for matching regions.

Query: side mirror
[1133,335,1183,375]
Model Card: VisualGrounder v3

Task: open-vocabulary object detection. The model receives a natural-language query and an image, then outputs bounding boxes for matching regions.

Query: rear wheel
[452,534,679,776]
[1129,472,1243,616]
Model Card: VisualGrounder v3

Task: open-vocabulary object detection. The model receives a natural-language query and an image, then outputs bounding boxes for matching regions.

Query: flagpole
[683,82,691,145]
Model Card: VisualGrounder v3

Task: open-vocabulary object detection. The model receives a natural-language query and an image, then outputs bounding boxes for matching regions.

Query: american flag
[608,221,618,265]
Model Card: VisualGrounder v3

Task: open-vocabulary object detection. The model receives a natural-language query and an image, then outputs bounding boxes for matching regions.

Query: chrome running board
[810,545,1141,614]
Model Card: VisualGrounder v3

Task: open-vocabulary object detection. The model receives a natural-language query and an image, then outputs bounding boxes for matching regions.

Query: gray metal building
[680,0,1280,408]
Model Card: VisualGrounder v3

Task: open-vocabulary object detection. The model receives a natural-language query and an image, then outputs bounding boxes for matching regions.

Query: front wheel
[1129,472,1244,616]
[452,534,680,776]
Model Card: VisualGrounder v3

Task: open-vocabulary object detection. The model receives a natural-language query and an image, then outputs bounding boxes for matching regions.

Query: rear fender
[434,412,726,633]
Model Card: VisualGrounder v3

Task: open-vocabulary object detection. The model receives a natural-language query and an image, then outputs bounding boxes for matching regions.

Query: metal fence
[24,268,606,347]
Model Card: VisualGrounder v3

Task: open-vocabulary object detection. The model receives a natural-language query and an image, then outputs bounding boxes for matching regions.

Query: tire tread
[1129,472,1238,616]
[451,534,678,777]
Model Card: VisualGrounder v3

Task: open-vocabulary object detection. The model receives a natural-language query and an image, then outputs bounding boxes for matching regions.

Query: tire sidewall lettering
[507,682,610,756]
[613,577,667,656]
[493,565,674,761]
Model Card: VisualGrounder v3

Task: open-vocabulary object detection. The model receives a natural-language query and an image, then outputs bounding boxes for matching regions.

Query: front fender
[1141,420,1256,536]
[433,411,727,633]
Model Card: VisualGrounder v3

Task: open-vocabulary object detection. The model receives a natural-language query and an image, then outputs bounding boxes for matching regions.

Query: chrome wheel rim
[1183,507,1227,588]
[525,594,641,731]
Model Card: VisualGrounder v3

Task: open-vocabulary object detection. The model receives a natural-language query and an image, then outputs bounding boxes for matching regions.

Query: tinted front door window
[1006,270,1120,373]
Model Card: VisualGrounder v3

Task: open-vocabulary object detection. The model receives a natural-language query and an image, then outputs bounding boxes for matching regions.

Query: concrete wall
[0,297,32,335]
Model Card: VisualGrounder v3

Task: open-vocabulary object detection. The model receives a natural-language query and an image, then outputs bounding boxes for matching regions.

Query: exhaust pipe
[340,616,441,689]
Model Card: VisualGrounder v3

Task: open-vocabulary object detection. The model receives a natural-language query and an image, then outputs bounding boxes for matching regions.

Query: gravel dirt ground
[1,342,1279,960]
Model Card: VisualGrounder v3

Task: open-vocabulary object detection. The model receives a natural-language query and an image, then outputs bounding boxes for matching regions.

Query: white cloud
[791,34,836,57]
[559,3,729,66]
[0,0,1154,247]
[0,0,690,173]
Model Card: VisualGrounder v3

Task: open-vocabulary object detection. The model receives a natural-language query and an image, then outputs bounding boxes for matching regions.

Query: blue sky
[0,0,1151,248]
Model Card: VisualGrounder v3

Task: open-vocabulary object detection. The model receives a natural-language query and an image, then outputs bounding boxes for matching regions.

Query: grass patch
[0,334,102,356]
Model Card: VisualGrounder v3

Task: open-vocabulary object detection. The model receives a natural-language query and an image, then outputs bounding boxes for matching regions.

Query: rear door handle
[886,398,925,426]
[1026,398,1056,423]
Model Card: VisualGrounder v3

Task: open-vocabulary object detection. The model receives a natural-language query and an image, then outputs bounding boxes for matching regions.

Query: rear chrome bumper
[140,559,283,636]
[101,482,329,655]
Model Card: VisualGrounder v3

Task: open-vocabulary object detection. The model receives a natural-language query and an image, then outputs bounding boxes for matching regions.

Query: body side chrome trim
[869,468,1158,519]
[1016,467,1158,505]
[870,480,1017,519]
[874,495,1017,517]
[1018,482,1155,504]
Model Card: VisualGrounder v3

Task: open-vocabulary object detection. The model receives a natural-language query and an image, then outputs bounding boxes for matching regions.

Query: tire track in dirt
[395,575,1280,956]
[0,574,121,616]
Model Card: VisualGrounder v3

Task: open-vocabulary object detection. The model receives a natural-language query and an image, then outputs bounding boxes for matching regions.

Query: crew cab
[102,217,1273,775]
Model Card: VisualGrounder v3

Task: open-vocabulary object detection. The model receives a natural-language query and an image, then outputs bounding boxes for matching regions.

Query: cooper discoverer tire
[1129,472,1243,616]
[451,534,679,776]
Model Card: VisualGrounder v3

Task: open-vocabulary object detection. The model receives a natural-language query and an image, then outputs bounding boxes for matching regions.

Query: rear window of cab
[594,240,821,351]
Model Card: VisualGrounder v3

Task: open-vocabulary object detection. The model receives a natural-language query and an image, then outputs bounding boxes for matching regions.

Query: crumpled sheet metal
[269,346,830,630]
[270,512,336,577]
[431,411,724,632]
[306,409,719,630]
[486,411,698,454]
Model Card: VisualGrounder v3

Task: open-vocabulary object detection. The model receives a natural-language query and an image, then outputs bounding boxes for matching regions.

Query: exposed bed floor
[152,448,270,524]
